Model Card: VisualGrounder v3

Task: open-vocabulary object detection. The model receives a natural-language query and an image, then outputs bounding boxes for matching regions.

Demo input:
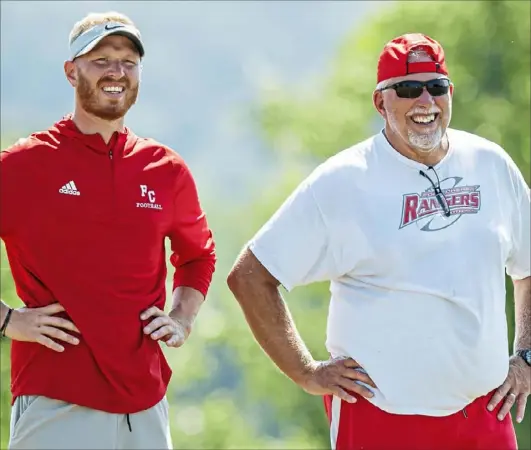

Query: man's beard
[76,72,138,121]
[407,127,444,153]
[387,109,445,154]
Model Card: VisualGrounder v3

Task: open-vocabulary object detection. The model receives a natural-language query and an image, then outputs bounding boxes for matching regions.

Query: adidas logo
[59,181,80,196]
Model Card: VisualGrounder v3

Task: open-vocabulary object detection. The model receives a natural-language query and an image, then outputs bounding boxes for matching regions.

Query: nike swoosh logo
[105,24,123,30]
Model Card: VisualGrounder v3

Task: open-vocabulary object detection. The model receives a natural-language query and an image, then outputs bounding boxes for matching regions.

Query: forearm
[513,276,531,351]
[169,286,205,335]
[228,275,315,385]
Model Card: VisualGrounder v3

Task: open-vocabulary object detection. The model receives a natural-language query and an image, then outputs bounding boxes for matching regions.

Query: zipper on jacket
[109,149,115,216]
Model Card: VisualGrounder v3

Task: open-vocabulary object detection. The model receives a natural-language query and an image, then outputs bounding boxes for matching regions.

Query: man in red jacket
[0,11,216,449]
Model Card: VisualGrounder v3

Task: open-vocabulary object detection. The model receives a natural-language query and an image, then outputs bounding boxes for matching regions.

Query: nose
[106,60,127,78]
[417,87,435,104]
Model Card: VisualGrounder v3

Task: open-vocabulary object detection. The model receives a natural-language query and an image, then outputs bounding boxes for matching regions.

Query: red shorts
[323,390,517,450]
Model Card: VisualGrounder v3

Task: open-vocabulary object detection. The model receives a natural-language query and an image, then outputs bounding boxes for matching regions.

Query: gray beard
[407,127,443,153]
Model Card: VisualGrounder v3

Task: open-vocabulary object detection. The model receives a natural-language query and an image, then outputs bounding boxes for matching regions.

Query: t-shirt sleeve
[505,161,530,280]
[248,173,340,292]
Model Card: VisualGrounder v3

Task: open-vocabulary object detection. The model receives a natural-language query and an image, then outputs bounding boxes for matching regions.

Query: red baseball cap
[377,33,449,84]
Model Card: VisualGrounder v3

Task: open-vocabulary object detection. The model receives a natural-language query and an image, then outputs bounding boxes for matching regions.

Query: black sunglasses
[380,78,451,99]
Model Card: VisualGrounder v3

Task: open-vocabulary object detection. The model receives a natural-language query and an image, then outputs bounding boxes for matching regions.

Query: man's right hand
[299,356,377,403]
[4,303,80,352]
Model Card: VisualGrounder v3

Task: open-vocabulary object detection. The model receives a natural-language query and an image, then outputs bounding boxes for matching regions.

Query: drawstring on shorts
[126,413,132,432]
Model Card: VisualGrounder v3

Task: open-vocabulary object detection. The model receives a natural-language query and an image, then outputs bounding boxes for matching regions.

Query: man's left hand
[141,306,189,348]
[487,355,531,423]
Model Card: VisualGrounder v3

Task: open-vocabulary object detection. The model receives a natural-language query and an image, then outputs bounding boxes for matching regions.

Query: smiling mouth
[410,113,439,125]
[102,86,125,95]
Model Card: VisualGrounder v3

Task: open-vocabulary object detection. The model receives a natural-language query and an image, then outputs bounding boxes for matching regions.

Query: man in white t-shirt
[227,33,530,450]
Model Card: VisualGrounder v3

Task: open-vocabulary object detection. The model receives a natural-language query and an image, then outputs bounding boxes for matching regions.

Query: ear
[64,60,77,87]
[372,90,386,118]
[449,84,454,96]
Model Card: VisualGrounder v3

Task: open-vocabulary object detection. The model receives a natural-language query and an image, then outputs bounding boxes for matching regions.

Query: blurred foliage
[259,0,530,184]
[1,1,530,449]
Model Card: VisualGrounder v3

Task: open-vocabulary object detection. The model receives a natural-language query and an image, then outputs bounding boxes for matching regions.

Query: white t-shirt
[249,128,530,416]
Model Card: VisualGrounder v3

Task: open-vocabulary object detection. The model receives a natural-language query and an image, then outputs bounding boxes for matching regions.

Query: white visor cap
[69,22,145,60]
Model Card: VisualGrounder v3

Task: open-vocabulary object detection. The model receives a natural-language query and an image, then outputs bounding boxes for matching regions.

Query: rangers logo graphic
[399,177,481,231]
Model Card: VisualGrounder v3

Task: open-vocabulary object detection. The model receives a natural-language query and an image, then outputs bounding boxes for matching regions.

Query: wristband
[0,308,13,337]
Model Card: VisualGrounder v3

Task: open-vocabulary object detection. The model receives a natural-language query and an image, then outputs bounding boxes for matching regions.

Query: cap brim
[69,23,145,60]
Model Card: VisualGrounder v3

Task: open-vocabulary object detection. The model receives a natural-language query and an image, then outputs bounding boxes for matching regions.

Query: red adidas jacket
[0,116,216,414]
